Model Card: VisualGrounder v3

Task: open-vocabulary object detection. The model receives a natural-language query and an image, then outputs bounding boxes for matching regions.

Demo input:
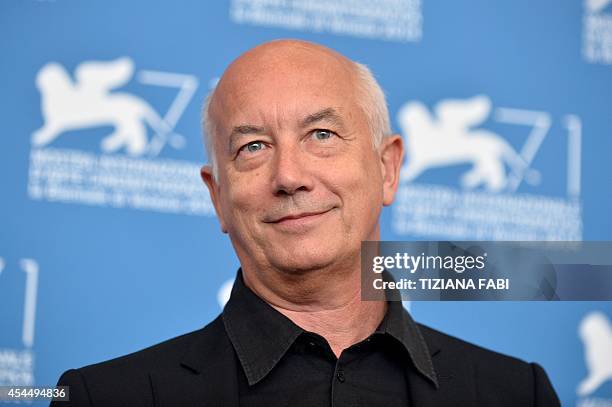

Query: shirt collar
[222,269,303,386]
[222,268,438,388]
[379,299,439,388]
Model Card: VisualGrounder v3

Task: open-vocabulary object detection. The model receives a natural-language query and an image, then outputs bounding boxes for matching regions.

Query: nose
[271,142,314,196]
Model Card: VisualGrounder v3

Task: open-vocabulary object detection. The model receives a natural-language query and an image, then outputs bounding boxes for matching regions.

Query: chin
[271,252,338,275]
[271,244,356,275]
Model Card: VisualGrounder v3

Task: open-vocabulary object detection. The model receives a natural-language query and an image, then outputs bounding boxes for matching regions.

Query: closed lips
[266,208,334,223]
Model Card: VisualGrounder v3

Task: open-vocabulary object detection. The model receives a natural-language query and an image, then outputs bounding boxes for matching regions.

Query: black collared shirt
[222,270,438,407]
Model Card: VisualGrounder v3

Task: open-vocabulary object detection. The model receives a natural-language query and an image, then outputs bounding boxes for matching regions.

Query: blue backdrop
[2,1,611,405]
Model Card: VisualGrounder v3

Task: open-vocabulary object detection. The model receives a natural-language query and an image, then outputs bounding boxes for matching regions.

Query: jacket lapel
[150,316,240,407]
[408,332,477,407]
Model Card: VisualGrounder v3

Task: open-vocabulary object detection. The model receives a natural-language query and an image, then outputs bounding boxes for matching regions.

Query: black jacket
[52,312,560,406]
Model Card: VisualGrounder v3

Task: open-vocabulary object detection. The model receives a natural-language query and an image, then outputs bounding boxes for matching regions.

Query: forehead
[211,44,362,131]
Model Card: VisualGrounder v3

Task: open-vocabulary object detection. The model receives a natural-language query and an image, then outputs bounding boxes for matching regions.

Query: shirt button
[336,369,345,383]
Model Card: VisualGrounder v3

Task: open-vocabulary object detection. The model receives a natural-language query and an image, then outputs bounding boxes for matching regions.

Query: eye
[311,129,335,141]
[239,141,266,154]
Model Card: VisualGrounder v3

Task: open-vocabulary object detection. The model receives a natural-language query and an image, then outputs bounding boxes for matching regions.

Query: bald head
[218,40,355,89]
[202,39,391,179]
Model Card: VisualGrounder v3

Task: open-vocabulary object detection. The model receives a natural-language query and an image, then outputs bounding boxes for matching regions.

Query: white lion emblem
[398,95,536,192]
[32,57,172,156]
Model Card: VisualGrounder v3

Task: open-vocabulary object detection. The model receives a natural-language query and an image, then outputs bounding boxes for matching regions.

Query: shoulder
[52,315,228,406]
[417,322,528,368]
[81,314,224,375]
[417,323,560,406]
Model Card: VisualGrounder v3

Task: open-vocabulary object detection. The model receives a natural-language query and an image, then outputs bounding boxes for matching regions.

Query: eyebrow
[228,124,266,151]
[300,108,345,130]
[231,124,266,137]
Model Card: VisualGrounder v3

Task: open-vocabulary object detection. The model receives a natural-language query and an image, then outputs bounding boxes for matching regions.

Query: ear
[379,134,404,206]
[200,165,228,233]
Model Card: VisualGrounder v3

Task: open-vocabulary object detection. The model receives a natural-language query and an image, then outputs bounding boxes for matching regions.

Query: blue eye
[313,129,333,140]
[241,141,265,153]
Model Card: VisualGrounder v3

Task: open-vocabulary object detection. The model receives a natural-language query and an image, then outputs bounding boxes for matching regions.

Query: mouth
[269,208,334,224]
[263,207,336,232]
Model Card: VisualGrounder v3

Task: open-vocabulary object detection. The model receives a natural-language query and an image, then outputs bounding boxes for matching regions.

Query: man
[53,39,560,406]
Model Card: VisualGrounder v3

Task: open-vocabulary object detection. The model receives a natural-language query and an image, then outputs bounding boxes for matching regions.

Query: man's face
[202,42,402,275]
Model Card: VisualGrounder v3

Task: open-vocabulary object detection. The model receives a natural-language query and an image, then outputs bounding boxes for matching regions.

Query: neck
[242,262,387,358]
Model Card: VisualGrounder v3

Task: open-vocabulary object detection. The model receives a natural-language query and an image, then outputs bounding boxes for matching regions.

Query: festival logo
[393,95,583,240]
[33,58,182,156]
[399,95,540,192]
[28,57,214,216]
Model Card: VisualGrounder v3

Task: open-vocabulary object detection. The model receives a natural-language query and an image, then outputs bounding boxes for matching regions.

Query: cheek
[329,155,383,222]
[222,171,266,228]
[347,148,383,192]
